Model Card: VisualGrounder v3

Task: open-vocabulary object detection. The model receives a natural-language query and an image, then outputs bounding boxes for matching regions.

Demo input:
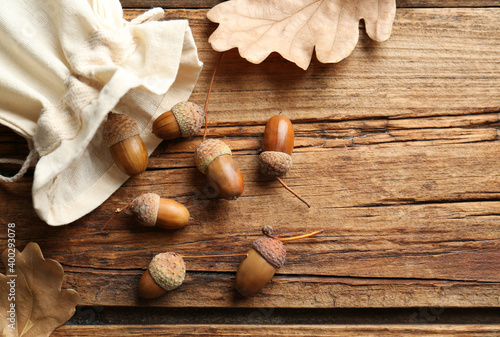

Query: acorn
[235,237,285,296]
[195,139,244,200]
[103,112,148,176]
[130,193,189,229]
[189,54,244,200]
[235,227,323,296]
[138,251,246,299]
[259,115,294,177]
[101,192,190,231]
[259,115,310,207]
[152,101,205,140]
[138,252,186,299]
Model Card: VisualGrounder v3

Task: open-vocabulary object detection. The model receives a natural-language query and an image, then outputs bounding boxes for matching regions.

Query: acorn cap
[148,252,186,292]
[103,112,140,147]
[259,151,292,177]
[130,193,160,227]
[252,237,286,269]
[195,139,232,174]
[171,101,206,137]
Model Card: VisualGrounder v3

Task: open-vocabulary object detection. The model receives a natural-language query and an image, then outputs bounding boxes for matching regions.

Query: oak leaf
[208,0,396,70]
[0,242,79,337]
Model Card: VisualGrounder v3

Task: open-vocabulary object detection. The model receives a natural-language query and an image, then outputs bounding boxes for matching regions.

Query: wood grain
[52,324,500,336]
[1,6,499,312]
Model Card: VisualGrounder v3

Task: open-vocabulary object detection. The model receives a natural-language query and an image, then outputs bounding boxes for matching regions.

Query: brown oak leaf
[0,242,79,337]
[208,0,396,70]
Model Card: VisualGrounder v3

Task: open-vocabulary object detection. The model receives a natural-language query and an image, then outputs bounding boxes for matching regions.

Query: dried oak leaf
[0,242,79,337]
[208,0,396,70]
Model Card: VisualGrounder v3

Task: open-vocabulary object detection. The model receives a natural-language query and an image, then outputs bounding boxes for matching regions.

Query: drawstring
[130,8,165,25]
[0,139,38,183]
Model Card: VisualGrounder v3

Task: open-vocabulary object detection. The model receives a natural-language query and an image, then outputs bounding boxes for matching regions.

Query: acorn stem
[100,202,132,231]
[275,176,311,208]
[277,229,324,242]
[203,52,223,142]
[182,253,248,259]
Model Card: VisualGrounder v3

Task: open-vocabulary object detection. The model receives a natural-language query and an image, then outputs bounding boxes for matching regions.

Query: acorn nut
[262,115,294,155]
[130,193,190,229]
[103,112,148,176]
[153,101,205,140]
[195,139,244,200]
[138,252,186,299]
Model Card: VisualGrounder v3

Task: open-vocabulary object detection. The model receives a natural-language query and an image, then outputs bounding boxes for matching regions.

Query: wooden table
[1,0,499,335]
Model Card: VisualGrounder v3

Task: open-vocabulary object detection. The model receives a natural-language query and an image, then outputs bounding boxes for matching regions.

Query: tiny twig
[203,52,224,142]
[182,253,247,259]
[275,176,311,208]
[277,229,324,242]
[100,203,132,231]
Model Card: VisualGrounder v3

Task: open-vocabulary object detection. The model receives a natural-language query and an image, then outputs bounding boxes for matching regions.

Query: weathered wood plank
[120,1,500,9]
[2,112,499,156]
[52,324,500,336]
[3,140,500,279]
[63,271,500,307]
[124,8,500,124]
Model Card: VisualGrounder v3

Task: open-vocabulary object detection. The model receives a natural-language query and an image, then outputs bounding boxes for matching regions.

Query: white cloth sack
[0,0,202,225]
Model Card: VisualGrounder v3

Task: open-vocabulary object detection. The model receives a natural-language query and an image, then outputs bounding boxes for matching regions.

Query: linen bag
[0,0,202,225]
